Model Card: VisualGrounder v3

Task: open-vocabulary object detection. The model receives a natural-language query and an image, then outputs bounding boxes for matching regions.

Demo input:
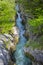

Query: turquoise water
[14,5,32,65]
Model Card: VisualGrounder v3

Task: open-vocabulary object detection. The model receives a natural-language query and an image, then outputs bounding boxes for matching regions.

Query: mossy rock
[25,52,35,62]
[13,36,19,45]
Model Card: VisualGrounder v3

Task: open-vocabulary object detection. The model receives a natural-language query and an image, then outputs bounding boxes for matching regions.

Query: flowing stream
[14,5,32,65]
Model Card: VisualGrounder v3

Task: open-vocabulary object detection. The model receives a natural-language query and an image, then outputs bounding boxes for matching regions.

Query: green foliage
[28,15,43,34]
[0,22,14,33]
[25,40,43,50]
[18,0,43,49]
[18,0,43,35]
[0,0,16,33]
[18,0,43,14]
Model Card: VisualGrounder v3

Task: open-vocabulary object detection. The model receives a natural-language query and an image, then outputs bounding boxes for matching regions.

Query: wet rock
[23,31,29,40]
[0,40,10,65]
[15,13,18,19]
[9,47,16,62]
[21,15,26,25]
[24,47,43,65]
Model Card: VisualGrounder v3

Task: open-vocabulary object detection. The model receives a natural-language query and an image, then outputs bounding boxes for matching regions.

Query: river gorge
[14,4,32,65]
[0,1,43,65]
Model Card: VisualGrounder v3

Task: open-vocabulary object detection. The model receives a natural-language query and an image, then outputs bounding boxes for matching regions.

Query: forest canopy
[18,0,43,35]
[0,0,15,33]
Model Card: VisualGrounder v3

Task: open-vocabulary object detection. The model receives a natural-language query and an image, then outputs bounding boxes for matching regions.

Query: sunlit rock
[0,35,8,42]
[11,26,19,44]
[4,34,13,41]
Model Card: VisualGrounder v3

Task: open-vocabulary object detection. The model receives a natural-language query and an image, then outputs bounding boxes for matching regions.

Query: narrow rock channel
[13,5,32,65]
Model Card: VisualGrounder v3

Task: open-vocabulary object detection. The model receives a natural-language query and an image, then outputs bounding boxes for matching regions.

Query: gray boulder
[24,47,43,65]
[0,40,10,65]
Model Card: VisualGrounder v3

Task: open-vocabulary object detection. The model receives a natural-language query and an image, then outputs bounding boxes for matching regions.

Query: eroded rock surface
[24,47,43,65]
[0,26,19,65]
[0,40,10,65]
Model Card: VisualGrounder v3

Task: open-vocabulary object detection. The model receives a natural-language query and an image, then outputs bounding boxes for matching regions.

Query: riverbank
[0,26,19,65]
